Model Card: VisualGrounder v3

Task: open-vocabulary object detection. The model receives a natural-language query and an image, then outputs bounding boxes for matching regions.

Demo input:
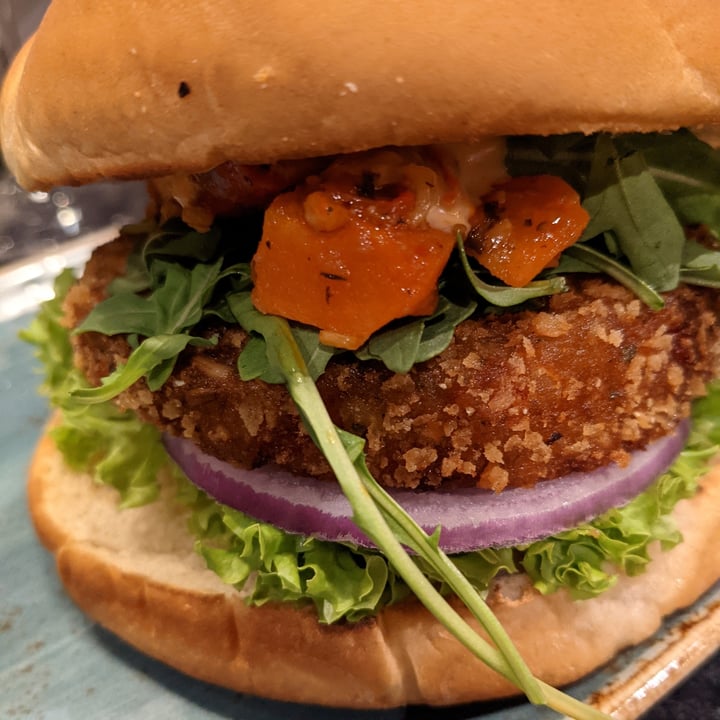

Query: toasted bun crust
[28,428,720,708]
[3,1,720,190]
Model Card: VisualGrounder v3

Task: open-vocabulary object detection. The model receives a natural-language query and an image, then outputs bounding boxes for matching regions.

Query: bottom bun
[28,428,720,709]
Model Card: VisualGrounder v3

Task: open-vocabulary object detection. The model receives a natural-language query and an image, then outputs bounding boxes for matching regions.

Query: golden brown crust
[3,1,720,189]
[61,236,720,492]
[27,426,720,708]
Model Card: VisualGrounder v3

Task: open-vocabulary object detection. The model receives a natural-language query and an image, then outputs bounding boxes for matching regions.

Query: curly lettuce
[20,271,180,507]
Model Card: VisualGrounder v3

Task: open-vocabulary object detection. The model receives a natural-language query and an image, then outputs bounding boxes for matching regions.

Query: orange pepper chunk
[251,188,456,350]
[466,175,589,288]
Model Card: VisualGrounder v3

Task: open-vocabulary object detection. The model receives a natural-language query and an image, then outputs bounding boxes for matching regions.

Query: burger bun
[28,427,720,708]
[2,1,720,189]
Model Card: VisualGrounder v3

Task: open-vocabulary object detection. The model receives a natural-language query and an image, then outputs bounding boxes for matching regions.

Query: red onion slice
[164,422,688,553]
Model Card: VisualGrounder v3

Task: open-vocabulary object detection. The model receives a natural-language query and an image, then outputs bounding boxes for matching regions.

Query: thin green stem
[273,320,611,718]
[231,298,613,719]
[564,243,664,309]
[289,366,543,700]
[360,477,541,699]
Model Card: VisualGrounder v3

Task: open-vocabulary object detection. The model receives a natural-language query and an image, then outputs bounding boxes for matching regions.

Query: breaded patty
[65,237,720,490]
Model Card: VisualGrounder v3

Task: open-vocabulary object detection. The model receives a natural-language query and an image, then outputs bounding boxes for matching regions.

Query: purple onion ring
[164,421,688,553]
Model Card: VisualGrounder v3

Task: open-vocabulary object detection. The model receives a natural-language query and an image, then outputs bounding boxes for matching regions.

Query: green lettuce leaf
[52,409,173,508]
[196,506,400,623]
[19,269,76,400]
[192,492,521,623]
[21,272,182,507]
[455,230,569,305]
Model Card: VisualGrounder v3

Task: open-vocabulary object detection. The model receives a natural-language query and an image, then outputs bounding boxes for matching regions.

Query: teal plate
[1,262,719,720]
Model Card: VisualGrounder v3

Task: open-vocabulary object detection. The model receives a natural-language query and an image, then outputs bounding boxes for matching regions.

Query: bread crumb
[532,312,570,337]
[403,447,438,473]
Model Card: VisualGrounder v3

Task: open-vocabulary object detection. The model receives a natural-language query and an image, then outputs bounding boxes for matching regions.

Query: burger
[2,1,720,716]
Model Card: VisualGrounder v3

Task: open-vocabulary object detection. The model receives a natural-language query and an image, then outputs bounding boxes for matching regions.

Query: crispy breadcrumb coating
[65,237,720,491]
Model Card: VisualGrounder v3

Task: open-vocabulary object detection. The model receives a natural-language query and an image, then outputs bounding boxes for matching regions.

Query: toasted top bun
[2,1,720,189]
[29,427,720,709]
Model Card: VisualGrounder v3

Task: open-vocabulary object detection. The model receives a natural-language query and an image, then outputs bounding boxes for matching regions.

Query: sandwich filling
[24,129,720,625]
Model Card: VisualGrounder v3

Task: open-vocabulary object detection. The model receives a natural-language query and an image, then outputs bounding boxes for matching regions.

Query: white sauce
[425,138,509,233]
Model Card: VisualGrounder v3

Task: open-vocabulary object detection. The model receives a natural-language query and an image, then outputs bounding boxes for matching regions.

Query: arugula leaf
[290,325,341,380]
[228,294,547,704]
[355,295,476,373]
[621,129,720,236]
[456,230,568,304]
[153,259,224,331]
[71,333,212,403]
[237,334,285,384]
[121,218,223,261]
[680,240,720,288]
[238,317,339,384]
[239,292,475,378]
[109,222,223,295]
[75,290,162,337]
[510,130,720,300]
[143,224,222,264]
[72,249,231,403]
[77,258,224,337]
[563,242,665,309]
[581,134,685,291]
[109,248,152,295]
[355,321,423,373]
[505,134,595,191]
[413,297,476,360]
